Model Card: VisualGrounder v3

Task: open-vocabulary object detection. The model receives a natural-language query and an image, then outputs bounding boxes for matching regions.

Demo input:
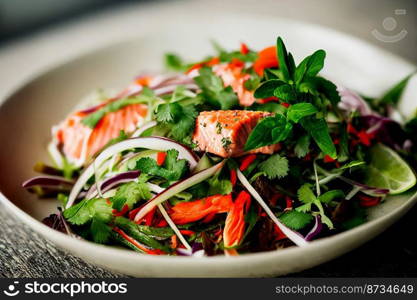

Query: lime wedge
[364,143,416,194]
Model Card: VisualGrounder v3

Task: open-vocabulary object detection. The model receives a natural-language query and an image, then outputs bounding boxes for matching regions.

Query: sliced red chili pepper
[259,96,279,104]
[240,42,249,55]
[359,194,381,207]
[269,194,281,207]
[285,196,293,209]
[223,191,251,248]
[179,230,195,236]
[229,58,245,68]
[239,154,257,171]
[170,194,233,225]
[253,46,278,76]
[323,155,336,163]
[155,219,168,227]
[230,169,237,186]
[274,224,287,241]
[281,102,290,108]
[112,204,129,217]
[156,151,167,166]
[357,130,374,146]
[206,57,220,66]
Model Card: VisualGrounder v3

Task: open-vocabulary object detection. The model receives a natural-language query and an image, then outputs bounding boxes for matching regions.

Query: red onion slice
[86,170,140,199]
[305,215,323,241]
[236,169,309,247]
[22,175,74,189]
[66,137,199,208]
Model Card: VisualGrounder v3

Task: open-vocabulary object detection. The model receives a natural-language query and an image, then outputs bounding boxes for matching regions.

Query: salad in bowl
[22,36,417,257]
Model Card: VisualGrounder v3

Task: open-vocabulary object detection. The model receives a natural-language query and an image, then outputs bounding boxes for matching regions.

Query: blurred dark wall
[0,0,150,44]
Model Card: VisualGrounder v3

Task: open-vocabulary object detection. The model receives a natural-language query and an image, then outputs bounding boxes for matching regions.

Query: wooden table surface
[0,0,416,278]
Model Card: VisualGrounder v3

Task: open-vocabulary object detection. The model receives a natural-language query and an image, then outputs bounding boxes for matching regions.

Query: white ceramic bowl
[0,14,416,277]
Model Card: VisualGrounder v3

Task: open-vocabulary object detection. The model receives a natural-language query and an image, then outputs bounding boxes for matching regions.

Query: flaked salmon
[192,110,280,157]
[52,103,147,166]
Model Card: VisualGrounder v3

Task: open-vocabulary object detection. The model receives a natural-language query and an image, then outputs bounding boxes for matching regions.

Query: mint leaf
[301,116,336,158]
[279,210,313,230]
[287,103,318,123]
[294,50,326,84]
[112,181,151,211]
[244,114,290,151]
[253,79,285,99]
[294,134,310,158]
[297,184,316,204]
[308,77,341,107]
[273,84,297,101]
[258,154,289,179]
[380,73,413,105]
[276,37,292,81]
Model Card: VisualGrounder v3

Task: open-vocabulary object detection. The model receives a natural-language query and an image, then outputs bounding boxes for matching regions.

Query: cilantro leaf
[301,116,337,158]
[207,175,233,196]
[112,181,151,211]
[194,67,238,110]
[244,114,291,151]
[287,103,318,123]
[63,198,113,225]
[258,154,289,179]
[169,105,197,141]
[156,103,182,123]
[297,184,316,204]
[279,210,313,230]
[91,218,112,244]
[135,149,189,182]
[253,79,285,99]
[294,134,310,158]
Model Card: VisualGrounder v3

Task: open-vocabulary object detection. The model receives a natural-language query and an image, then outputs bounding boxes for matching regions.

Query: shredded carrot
[223,191,251,248]
[240,42,249,55]
[186,57,220,74]
[253,46,278,76]
[106,199,112,205]
[274,224,287,241]
[135,76,152,86]
[171,234,178,249]
[170,194,233,225]
[224,248,239,256]
[230,169,237,186]
[156,151,167,166]
[239,154,257,171]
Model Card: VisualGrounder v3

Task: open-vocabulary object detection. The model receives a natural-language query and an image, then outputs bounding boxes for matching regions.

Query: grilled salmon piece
[192,110,280,157]
[214,64,257,107]
[53,103,147,166]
